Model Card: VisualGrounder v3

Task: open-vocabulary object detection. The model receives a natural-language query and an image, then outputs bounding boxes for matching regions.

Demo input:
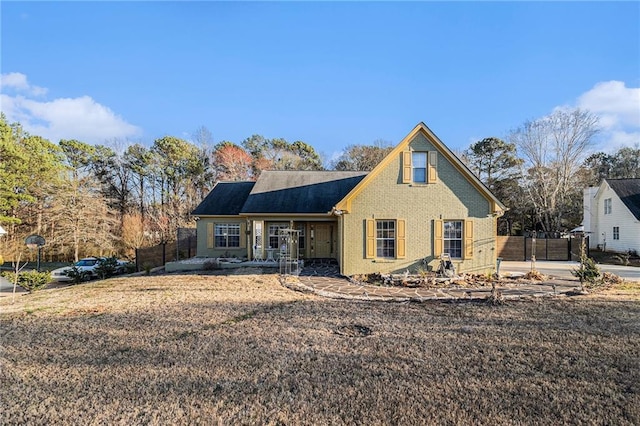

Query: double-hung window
[215,224,240,248]
[376,220,396,258]
[604,198,612,215]
[412,152,427,183]
[443,220,463,259]
[268,223,288,249]
[403,151,437,184]
[613,226,619,240]
[365,219,406,259]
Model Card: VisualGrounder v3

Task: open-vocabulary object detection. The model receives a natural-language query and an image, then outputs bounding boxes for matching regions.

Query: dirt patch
[590,248,640,267]
[334,324,372,337]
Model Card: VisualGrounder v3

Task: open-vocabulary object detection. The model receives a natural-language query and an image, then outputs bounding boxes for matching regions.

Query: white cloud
[0,73,141,144]
[576,80,640,151]
[0,72,47,96]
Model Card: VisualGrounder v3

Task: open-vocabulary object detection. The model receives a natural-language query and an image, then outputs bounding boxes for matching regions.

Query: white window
[296,223,306,250]
[268,223,288,249]
[412,152,427,183]
[444,221,463,259]
[376,220,396,258]
[613,226,619,240]
[215,224,240,248]
[604,198,612,215]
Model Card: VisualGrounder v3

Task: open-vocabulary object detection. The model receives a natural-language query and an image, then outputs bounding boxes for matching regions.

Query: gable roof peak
[603,178,640,220]
[335,122,507,213]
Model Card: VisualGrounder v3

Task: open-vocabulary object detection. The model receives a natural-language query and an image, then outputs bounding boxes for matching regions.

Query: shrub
[122,262,136,274]
[572,256,601,288]
[203,259,220,271]
[65,266,90,284]
[94,257,119,279]
[1,270,51,292]
[143,263,154,275]
[0,254,4,266]
[572,238,601,290]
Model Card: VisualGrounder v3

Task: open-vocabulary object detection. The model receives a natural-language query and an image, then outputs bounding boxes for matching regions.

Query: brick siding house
[192,123,506,276]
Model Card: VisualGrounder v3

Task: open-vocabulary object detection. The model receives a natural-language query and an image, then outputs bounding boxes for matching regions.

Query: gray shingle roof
[191,181,255,216]
[607,178,640,221]
[241,171,368,214]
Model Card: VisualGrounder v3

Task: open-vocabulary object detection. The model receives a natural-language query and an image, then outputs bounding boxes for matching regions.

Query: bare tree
[49,175,118,261]
[509,108,599,234]
[331,141,394,171]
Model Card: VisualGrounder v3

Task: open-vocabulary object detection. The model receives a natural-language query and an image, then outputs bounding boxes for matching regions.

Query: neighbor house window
[268,223,288,249]
[444,220,463,258]
[604,198,612,214]
[412,152,427,183]
[613,226,619,240]
[376,220,396,258]
[215,224,240,248]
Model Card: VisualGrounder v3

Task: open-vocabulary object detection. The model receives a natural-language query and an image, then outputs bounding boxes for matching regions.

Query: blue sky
[1,1,639,164]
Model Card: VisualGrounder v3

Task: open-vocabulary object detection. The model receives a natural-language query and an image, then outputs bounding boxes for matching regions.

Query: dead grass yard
[1,270,639,425]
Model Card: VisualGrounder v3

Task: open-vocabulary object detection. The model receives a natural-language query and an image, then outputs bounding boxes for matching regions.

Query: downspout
[246,218,251,260]
[339,215,344,275]
[330,207,345,274]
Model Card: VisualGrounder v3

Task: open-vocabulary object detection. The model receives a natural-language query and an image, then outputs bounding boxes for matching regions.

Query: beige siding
[196,217,249,259]
[341,132,497,276]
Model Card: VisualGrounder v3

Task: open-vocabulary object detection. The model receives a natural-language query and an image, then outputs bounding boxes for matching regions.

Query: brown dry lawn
[1,270,639,425]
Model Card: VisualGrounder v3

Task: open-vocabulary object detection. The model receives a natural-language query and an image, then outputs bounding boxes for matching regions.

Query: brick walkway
[286,264,583,302]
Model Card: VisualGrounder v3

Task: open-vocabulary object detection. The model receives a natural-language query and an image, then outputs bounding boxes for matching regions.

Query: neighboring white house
[583,178,640,254]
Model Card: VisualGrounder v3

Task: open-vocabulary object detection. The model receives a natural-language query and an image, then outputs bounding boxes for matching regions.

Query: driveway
[500,260,640,282]
[0,275,13,290]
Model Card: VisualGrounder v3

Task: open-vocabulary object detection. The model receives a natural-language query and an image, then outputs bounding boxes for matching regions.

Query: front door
[314,224,332,258]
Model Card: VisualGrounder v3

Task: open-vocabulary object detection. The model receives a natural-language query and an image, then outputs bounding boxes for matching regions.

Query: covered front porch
[247,218,340,265]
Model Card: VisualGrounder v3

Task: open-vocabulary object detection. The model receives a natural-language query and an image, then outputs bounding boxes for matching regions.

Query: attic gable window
[403,151,437,184]
[604,198,612,214]
[412,152,427,183]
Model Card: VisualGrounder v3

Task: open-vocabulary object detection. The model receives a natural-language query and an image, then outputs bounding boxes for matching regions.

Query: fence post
[586,236,590,257]
[545,238,548,260]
